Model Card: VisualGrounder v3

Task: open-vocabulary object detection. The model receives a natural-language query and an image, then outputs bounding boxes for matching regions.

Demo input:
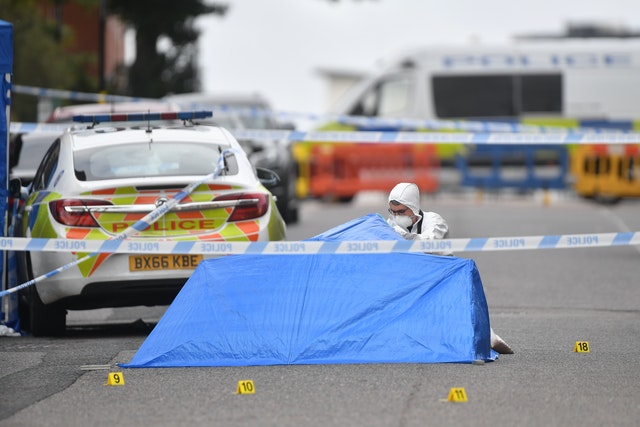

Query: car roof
[164,92,271,109]
[47,101,181,123]
[66,124,236,149]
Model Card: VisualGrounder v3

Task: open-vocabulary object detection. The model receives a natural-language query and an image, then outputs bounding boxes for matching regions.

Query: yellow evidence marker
[106,372,125,386]
[447,387,468,402]
[574,341,590,353]
[237,380,255,394]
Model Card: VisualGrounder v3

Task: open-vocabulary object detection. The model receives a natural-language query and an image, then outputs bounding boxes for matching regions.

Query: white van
[332,39,640,124]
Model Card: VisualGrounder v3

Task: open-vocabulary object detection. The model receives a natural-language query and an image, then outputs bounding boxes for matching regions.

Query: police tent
[122,214,496,367]
[0,20,14,329]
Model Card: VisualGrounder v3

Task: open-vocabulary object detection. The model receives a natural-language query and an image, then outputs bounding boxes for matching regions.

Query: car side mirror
[9,178,26,199]
[256,167,280,188]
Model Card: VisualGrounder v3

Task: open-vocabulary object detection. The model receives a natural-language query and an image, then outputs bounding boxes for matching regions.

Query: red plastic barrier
[308,143,439,200]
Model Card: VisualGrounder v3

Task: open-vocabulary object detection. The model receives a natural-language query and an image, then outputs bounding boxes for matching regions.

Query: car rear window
[73,141,238,181]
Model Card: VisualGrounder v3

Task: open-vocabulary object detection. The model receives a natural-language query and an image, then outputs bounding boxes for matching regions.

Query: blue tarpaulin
[122,214,496,367]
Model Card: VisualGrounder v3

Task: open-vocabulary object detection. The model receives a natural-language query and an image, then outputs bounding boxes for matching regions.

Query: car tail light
[50,199,113,227]
[213,193,269,221]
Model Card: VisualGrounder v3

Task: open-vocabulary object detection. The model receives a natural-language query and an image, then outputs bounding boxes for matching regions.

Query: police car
[14,111,286,336]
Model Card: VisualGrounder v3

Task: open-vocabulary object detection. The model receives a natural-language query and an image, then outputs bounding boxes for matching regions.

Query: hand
[392,223,409,237]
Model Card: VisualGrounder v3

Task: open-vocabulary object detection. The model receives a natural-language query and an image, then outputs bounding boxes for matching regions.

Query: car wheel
[281,166,299,224]
[337,195,355,203]
[19,254,66,337]
[277,198,296,224]
[286,205,299,224]
[28,285,66,337]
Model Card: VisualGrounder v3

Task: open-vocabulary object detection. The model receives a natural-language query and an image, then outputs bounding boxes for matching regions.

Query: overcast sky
[195,0,640,116]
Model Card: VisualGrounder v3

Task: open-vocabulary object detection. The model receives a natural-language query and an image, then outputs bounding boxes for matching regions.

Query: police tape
[0,231,637,255]
[10,122,70,134]
[231,129,640,144]
[12,84,636,134]
[12,84,154,104]
[329,115,632,134]
[9,122,640,145]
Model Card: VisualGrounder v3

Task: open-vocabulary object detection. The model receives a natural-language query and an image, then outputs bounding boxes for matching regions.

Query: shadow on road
[59,318,157,338]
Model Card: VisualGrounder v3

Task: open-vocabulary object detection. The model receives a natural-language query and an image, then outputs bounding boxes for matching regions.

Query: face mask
[393,215,413,229]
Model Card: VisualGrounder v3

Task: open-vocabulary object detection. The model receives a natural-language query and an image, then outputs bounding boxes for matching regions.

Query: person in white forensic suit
[387,182,514,354]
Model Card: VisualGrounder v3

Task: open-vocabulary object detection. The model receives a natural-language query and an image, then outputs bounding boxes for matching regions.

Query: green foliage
[1,0,227,119]
[2,0,99,121]
[108,0,228,98]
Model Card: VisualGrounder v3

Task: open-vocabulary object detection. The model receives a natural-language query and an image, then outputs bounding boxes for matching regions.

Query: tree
[3,0,97,121]
[107,0,228,98]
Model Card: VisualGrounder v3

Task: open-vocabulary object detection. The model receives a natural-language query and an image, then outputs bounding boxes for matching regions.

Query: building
[38,0,126,91]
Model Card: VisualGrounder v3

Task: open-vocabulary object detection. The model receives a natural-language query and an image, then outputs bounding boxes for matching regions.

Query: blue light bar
[72,110,213,123]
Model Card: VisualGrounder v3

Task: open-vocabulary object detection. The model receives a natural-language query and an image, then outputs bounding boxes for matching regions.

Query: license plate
[128,254,203,272]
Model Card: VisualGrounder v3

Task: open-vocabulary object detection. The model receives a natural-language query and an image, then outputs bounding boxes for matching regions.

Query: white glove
[392,223,408,236]
[393,224,418,240]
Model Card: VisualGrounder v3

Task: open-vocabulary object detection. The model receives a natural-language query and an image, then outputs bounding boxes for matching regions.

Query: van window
[520,75,563,113]
[432,74,562,118]
[349,74,412,117]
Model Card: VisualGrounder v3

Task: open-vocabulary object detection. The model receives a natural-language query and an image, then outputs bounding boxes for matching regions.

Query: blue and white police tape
[12,84,155,104]
[231,129,640,144]
[9,122,71,134]
[12,84,636,134]
[0,150,233,298]
[146,102,620,133]
[9,122,640,145]
[328,114,632,134]
[0,231,636,256]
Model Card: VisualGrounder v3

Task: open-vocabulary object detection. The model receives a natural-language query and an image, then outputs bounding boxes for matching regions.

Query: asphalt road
[1,190,639,427]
